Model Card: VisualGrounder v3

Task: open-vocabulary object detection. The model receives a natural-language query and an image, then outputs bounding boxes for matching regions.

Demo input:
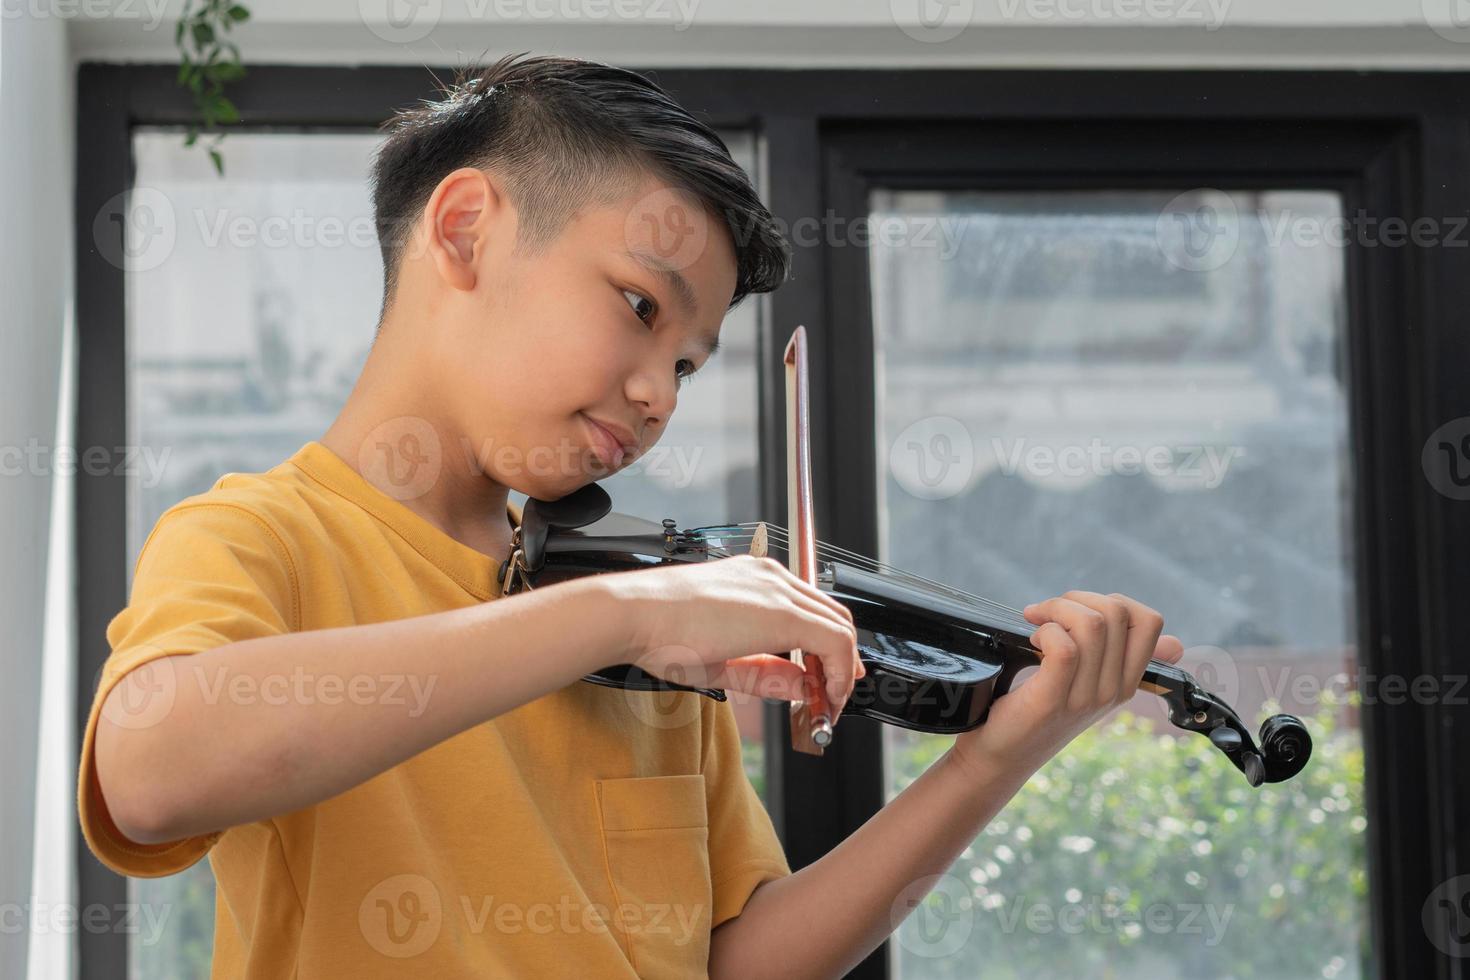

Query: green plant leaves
[889,704,1368,978]
[173,0,250,177]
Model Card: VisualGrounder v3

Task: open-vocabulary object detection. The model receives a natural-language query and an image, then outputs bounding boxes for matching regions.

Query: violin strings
[760,528,1038,635]
[669,523,1188,685]
[700,527,1177,678]
[690,522,1037,635]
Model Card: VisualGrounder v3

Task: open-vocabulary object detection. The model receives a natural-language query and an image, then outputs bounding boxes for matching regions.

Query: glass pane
[124,127,766,977]
[872,189,1367,979]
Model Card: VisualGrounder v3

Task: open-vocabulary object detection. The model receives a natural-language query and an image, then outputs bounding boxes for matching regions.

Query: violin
[497,328,1311,788]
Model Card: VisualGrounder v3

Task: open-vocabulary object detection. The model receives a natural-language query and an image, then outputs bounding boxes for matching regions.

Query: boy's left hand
[947,591,1185,782]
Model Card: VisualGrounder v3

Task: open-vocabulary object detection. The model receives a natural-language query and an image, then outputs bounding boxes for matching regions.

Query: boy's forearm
[708,746,1036,980]
[97,576,627,845]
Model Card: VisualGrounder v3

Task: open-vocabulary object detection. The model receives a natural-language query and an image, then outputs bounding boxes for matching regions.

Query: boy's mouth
[581,413,635,469]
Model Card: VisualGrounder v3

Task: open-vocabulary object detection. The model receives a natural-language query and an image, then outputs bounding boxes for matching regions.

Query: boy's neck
[318,335,515,566]
[319,419,515,566]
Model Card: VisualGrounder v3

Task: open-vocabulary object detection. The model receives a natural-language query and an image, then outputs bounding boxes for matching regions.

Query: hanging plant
[174,0,251,176]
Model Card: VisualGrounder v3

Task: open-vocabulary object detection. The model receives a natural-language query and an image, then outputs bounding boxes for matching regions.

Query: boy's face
[423,169,740,501]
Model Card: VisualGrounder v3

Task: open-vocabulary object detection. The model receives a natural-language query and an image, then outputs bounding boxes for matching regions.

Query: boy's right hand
[599,554,864,715]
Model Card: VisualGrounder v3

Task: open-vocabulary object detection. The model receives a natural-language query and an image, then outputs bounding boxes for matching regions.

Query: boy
[80,54,1184,978]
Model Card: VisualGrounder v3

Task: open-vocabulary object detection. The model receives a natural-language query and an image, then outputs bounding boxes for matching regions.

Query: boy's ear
[422,167,511,292]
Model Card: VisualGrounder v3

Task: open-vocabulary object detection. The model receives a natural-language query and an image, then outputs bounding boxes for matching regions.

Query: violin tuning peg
[1241,752,1265,787]
[1208,725,1243,753]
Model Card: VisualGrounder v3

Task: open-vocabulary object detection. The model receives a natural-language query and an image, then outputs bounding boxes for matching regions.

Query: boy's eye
[622,287,694,385]
[622,288,655,323]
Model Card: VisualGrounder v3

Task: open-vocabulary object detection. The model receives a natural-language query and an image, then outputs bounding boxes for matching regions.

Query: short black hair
[369,54,790,324]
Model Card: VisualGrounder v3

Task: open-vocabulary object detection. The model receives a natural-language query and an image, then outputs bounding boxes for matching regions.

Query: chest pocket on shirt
[595,773,713,979]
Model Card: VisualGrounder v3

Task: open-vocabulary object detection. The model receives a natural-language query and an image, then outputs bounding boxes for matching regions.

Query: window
[872,189,1366,978]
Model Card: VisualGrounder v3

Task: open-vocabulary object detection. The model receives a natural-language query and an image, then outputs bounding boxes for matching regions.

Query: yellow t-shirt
[78,439,789,979]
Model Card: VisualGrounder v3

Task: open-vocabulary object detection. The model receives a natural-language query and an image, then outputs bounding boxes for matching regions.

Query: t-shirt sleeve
[702,698,791,929]
[78,501,299,878]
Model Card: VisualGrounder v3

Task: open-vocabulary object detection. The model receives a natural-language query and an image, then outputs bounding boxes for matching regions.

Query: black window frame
[75,64,1470,980]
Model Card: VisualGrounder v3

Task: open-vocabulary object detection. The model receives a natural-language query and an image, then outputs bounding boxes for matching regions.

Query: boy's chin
[517,467,616,503]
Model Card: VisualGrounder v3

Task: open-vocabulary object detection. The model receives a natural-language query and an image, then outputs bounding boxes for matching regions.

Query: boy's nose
[625,369,676,427]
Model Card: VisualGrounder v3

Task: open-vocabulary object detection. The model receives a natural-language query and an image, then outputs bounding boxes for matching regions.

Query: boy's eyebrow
[625,246,721,358]
[625,247,700,322]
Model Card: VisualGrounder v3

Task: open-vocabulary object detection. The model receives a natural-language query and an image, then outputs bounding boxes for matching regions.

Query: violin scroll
[1257,713,1313,784]
[1147,660,1312,786]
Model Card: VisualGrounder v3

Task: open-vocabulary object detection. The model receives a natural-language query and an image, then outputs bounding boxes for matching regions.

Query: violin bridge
[748,523,769,558]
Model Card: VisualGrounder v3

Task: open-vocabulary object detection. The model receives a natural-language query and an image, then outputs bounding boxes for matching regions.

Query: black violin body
[498,482,1312,787]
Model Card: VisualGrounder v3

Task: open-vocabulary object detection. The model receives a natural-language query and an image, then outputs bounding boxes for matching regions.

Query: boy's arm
[709,742,1032,980]
[96,574,622,845]
[97,540,858,852]
[708,591,1184,980]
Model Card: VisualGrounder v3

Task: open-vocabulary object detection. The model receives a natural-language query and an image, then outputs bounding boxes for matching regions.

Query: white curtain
[0,12,77,980]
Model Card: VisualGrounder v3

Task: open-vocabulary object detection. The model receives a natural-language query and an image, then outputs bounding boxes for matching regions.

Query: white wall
[0,9,75,980]
[64,0,1470,69]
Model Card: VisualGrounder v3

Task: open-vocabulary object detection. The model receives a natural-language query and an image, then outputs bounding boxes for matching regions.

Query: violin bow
[785,326,835,755]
